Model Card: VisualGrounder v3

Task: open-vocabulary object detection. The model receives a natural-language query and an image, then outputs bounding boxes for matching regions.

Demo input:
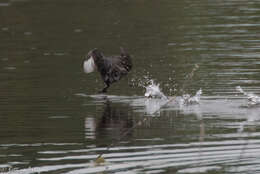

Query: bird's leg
[99,82,110,93]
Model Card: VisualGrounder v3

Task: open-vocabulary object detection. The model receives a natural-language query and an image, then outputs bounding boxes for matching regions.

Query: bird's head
[83,48,104,74]
[85,48,103,61]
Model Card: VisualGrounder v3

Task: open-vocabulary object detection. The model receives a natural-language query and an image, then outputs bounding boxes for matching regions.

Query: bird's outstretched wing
[102,48,132,83]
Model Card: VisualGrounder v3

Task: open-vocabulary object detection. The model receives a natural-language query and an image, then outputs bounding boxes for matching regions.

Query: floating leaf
[95,156,105,165]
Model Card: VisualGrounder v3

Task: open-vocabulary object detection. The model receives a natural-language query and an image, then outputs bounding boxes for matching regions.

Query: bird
[83,47,132,93]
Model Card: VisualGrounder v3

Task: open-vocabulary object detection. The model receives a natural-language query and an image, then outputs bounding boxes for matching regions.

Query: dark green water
[1,0,260,173]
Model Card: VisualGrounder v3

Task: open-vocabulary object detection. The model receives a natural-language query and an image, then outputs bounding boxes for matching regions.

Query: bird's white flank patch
[83,56,96,73]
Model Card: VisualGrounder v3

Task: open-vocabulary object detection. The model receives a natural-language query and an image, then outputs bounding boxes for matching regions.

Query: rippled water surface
[1,0,260,173]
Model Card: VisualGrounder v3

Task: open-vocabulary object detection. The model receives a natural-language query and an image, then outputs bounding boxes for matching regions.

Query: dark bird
[83,47,132,93]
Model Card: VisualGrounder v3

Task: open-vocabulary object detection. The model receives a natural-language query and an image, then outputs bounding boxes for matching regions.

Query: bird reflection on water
[85,98,134,146]
[97,100,134,140]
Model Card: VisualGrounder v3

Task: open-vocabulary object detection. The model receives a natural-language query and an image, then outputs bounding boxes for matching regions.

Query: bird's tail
[120,47,132,71]
[120,47,127,56]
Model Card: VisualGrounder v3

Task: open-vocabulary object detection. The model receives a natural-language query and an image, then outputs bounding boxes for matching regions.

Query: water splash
[236,86,260,105]
[179,89,202,105]
[144,80,168,100]
[142,79,202,115]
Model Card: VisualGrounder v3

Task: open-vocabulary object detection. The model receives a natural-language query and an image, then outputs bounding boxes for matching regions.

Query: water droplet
[44,53,51,56]
[4,66,16,70]
[168,43,176,46]
[1,27,9,31]
[1,58,8,61]
[74,29,83,33]
[24,32,32,35]
[54,52,65,56]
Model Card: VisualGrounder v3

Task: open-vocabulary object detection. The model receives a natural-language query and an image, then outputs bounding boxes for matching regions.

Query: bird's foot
[98,83,109,94]
[98,90,106,94]
[98,88,107,94]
